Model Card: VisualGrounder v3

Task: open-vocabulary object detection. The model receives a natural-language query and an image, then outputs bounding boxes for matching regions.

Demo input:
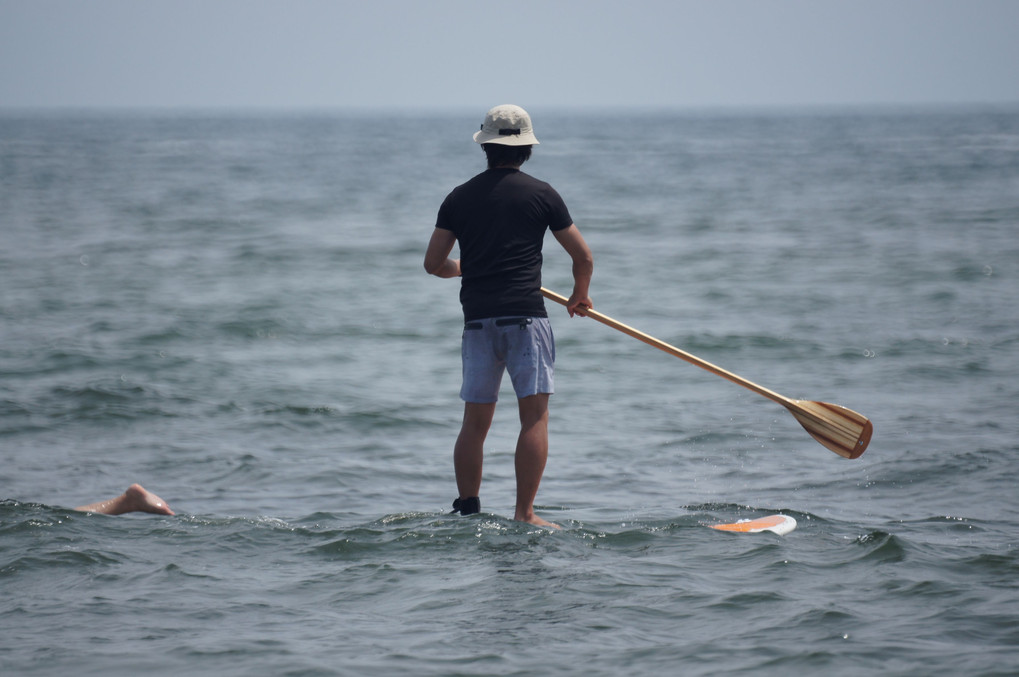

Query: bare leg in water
[513,394,559,529]
[75,484,175,516]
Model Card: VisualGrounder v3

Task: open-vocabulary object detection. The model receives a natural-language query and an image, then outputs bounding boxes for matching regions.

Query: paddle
[541,288,872,459]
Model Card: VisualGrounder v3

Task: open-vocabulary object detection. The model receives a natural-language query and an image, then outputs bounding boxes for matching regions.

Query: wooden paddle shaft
[541,288,789,406]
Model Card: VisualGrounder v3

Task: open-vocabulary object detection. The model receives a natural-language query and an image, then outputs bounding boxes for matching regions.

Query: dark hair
[482,143,532,169]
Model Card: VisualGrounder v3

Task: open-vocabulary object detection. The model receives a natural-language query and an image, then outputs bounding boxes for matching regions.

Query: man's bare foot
[514,511,561,530]
[75,484,175,516]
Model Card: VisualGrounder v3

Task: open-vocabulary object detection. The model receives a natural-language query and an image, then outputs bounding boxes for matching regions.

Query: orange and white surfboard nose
[710,514,797,535]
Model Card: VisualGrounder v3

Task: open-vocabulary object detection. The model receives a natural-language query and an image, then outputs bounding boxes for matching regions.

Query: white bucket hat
[473,104,540,146]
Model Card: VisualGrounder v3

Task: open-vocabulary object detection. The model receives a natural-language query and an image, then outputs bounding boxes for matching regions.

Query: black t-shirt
[435,168,573,321]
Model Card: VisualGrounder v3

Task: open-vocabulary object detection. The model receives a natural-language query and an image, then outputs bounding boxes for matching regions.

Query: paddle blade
[787,400,873,459]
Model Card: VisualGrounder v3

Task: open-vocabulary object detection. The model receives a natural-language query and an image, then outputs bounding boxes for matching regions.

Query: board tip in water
[710,514,797,535]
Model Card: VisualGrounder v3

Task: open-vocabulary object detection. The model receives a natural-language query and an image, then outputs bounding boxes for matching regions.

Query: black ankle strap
[451,497,481,515]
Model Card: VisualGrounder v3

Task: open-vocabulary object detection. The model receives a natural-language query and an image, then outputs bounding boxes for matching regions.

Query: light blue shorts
[460,316,555,403]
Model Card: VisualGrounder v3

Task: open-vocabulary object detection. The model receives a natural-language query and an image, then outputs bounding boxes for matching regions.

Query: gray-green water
[2,107,1018,675]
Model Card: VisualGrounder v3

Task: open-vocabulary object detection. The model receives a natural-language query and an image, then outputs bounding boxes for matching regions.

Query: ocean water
[1,106,1018,676]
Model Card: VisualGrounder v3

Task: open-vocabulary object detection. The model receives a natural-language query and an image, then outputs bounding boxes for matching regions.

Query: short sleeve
[545,186,573,231]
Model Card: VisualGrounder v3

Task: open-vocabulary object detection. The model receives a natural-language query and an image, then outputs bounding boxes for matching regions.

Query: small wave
[953,551,1019,577]
[1,549,121,577]
[249,402,450,434]
[160,562,220,581]
[707,589,788,611]
[850,530,908,563]
[24,380,192,423]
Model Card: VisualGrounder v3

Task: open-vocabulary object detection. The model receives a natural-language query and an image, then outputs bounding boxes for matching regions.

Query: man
[424,104,594,528]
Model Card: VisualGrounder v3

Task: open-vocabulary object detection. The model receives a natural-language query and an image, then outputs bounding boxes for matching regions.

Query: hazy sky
[2,0,1017,110]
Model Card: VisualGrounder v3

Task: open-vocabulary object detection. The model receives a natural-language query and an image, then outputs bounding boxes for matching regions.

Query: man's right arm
[552,224,594,316]
[424,228,461,278]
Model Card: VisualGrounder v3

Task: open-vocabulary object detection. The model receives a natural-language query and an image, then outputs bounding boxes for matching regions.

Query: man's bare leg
[75,484,175,516]
[454,402,496,502]
[514,394,559,529]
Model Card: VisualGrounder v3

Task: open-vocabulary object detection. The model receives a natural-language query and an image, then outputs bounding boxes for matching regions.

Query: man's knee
[461,402,496,435]
[517,394,550,425]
